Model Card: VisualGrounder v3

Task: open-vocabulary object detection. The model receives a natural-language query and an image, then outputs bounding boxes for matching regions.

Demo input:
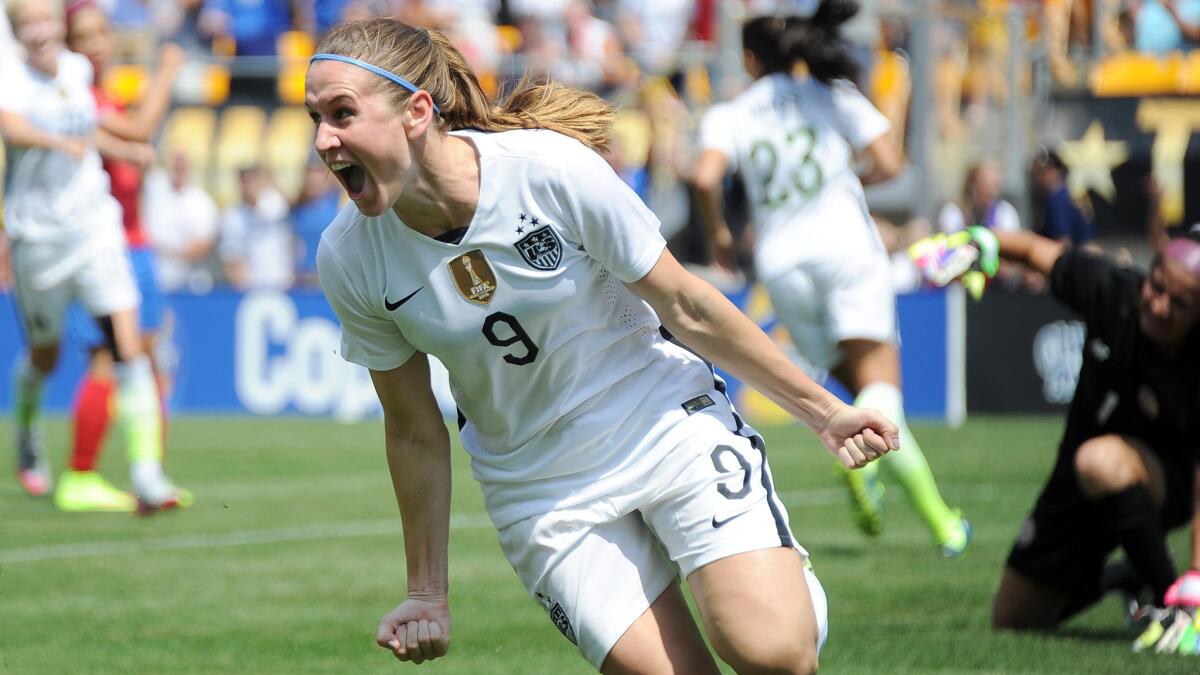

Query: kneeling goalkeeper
[924,226,1200,651]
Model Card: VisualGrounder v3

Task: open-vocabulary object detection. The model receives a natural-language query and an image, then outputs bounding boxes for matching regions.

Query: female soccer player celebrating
[695,2,970,557]
[309,18,898,673]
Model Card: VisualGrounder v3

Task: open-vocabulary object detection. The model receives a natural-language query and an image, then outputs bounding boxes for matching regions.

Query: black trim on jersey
[456,407,467,431]
[658,324,793,548]
[435,227,469,245]
[748,432,794,547]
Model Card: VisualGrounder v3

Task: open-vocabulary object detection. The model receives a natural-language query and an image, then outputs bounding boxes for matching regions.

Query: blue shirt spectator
[1041,185,1095,245]
[1032,149,1095,246]
[1135,0,1200,54]
[202,0,292,56]
[291,159,342,286]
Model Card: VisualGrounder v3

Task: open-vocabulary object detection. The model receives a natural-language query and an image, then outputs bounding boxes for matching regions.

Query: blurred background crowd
[2,0,1197,294]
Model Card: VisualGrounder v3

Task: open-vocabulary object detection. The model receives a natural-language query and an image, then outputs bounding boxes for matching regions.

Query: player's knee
[1074,435,1141,497]
[713,636,818,675]
[29,345,59,373]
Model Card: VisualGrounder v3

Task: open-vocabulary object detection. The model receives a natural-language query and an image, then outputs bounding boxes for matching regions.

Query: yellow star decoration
[1057,120,1129,202]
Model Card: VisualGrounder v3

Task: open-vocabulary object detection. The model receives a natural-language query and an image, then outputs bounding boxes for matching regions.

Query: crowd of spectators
[0,1,1180,296]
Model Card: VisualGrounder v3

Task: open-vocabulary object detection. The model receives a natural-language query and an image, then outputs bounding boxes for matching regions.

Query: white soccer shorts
[764,247,898,373]
[496,407,827,669]
[10,235,140,347]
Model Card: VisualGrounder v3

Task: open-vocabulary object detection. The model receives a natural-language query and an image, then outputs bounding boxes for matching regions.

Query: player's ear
[403,92,438,138]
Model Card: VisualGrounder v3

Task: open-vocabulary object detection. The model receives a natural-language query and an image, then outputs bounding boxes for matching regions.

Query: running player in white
[2,0,185,512]
[309,18,899,673]
[695,2,971,557]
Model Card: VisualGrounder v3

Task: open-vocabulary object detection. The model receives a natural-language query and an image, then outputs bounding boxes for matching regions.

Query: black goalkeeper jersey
[1049,249,1200,465]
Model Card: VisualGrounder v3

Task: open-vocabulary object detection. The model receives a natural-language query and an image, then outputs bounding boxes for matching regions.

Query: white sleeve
[698,103,739,172]
[993,200,1021,232]
[317,237,415,371]
[550,142,666,283]
[830,81,890,152]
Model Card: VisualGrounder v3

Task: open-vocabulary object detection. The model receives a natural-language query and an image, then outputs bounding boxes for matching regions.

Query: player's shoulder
[470,128,601,169]
[469,128,611,194]
[317,201,375,268]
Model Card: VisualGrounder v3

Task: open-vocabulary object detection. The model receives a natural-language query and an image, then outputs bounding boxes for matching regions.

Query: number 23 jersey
[699,74,890,280]
[319,129,718,525]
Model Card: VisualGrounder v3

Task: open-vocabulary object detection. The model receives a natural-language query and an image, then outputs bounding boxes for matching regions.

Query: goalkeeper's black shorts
[1005,437,1194,594]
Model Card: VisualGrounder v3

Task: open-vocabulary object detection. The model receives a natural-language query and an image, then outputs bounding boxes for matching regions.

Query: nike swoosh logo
[711,509,753,529]
[384,286,423,311]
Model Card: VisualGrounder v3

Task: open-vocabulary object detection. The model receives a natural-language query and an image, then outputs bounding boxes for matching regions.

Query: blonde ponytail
[316,19,614,153]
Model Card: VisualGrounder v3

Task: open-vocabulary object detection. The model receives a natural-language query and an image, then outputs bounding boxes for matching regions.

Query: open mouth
[329,161,366,199]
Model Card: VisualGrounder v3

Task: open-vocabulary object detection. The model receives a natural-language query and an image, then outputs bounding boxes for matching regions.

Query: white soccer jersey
[0,50,121,245]
[320,129,726,527]
[699,73,890,281]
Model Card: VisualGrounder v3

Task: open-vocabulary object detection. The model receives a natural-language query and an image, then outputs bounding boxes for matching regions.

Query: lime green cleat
[837,464,884,537]
[54,471,136,512]
[937,510,972,559]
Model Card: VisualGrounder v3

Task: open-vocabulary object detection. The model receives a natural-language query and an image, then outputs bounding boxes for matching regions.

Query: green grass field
[1,416,1196,674]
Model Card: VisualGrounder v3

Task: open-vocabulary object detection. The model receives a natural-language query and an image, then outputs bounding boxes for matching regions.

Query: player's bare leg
[600,583,720,675]
[1070,434,1191,652]
[833,339,970,556]
[993,566,1070,630]
[688,547,822,675]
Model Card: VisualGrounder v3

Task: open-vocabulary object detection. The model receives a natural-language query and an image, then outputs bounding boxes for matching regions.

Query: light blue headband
[309,53,442,115]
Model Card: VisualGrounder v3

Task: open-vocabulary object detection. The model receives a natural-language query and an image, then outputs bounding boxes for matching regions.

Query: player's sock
[13,356,46,435]
[157,375,170,455]
[13,356,52,496]
[1096,485,1177,606]
[114,356,164,491]
[70,376,114,472]
[854,382,964,547]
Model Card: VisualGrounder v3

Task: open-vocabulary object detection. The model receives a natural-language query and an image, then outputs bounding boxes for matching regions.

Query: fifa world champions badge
[449,250,497,305]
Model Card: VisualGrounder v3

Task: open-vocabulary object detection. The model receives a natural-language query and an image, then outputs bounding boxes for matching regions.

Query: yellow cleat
[53,471,137,513]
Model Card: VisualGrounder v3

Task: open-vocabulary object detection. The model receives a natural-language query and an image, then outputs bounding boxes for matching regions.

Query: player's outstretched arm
[992,230,1067,278]
[911,228,1067,292]
[0,110,86,158]
[627,247,899,468]
[97,43,186,143]
[369,355,453,663]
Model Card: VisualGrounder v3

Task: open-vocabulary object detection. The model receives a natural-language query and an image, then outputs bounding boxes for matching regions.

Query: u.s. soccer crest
[515,225,563,271]
[449,249,497,305]
[549,602,577,645]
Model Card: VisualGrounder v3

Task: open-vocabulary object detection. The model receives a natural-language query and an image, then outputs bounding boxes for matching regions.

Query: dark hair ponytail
[742,0,862,85]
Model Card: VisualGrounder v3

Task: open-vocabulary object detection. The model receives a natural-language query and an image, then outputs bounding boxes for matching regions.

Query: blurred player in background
[2,0,184,512]
[920,226,1200,652]
[57,0,190,512]
[694,1,971,557]
[310,18,899,672]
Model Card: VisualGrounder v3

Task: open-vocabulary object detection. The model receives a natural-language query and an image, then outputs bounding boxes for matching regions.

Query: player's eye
[335,108,354,121]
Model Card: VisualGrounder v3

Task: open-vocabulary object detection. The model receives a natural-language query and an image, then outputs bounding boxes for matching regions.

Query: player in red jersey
[57,0,190,512]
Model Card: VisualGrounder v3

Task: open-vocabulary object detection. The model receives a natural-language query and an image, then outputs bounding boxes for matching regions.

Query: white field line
[0,483,1031,564]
